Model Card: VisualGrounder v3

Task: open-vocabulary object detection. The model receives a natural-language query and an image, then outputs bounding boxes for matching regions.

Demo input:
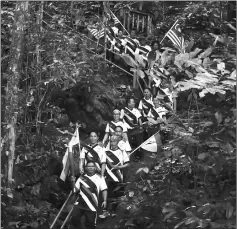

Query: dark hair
[127,97,135,104]
[151,40,161,50]
[144,87,151,92]
[89,131,100,137]
[115,125,123,131]
[85,161,96,167]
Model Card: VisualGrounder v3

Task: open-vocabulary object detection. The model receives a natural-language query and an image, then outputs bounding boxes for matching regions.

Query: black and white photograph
[1,1,236,229]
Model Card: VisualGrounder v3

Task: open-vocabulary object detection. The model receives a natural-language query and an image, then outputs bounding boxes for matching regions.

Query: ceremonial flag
[88,27,104,39]
[60,128,80,181]
[163,20,184,51]
[111,12,120,25]
[141,131,162,153]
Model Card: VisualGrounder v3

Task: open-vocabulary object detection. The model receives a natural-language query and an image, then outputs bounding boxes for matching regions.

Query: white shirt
[80,144,106,165]
[75,174,107,195]
[106,139,132,152]
[138,97,154,117]
[121,107,142,129]
[105,121,127,134]
[148,106,168,119]
[106,148,130,182]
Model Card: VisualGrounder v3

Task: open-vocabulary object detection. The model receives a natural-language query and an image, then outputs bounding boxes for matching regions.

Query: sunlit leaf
[198,153,209,160]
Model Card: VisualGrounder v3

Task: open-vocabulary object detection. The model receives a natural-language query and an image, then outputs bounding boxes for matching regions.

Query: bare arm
[101,189,108,209]
[138,117,143,126]
[79,158,85,174]
[101,163,106,177]
[113,162,130,170]
[102,133,109,145]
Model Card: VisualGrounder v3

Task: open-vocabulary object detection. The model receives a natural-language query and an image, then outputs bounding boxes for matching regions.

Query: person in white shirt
[102,109,128,147]
[138,88,154,123]
[103,135,130,215]
[121,97,144,160]
[79,131,106,177]
[147,96,168,136]
[106,126,132,154]
[71,161,108,229]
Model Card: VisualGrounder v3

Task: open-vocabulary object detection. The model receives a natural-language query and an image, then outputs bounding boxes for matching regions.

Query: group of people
[70,87,171,229]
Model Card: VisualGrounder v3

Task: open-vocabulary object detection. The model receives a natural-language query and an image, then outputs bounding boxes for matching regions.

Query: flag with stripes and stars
[111,12,120,25]
[88,27,105,39]
[165,20,184,51]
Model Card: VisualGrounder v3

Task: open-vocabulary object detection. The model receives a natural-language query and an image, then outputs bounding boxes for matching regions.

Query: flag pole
[160,19,179,44]
[111,130,161,170]
[110,9,130,35]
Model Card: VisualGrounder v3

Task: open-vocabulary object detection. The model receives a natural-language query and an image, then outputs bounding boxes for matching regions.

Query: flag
[165,20,184,51]
[111,12,120,25]
[88,28,104,39]
[141,131,162,153]
[60,128,80,181]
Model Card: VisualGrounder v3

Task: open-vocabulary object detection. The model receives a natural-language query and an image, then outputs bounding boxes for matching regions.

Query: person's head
[89,131,99,145]
[118,30,123,37]
[151,40,160,51]
[130,29,136,38]
[85,161,96,175]
[127,97,135,109]
[143,88,152,99]
[110,135,119,150]
[115,126,123,138]
[153,97,160,108]
[113,109,121,122]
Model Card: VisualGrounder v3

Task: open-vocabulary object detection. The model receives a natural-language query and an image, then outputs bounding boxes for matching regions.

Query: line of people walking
[69,87,171,229]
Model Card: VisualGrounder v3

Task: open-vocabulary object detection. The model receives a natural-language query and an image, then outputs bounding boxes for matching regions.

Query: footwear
[98,210,110,219]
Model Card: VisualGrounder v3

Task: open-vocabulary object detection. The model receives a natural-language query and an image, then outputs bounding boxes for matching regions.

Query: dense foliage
[1,1,236,229]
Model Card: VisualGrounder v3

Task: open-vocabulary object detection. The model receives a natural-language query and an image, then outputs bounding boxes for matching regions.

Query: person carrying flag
[79,131,106,177]
[70,161,108,229]
[120,97,144,160]
[102,109,129,148]
[138,87,154,123]
[147,96,168,138]
[106,126,132,155]
[101,135,130,216]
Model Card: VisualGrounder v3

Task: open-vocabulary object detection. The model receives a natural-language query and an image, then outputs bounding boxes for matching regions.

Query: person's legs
[84,210,97,229]
[70,206,84,229]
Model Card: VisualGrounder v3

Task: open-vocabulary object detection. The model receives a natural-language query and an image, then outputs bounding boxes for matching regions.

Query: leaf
[185,70,193,78]
[143,167,149,173]
[8,222,21,226]
[164,211,176,220]
[227,23,236,31]
[215,111,222,125]
[226,202,234,219]
[128,191,134,197]
[162,207,175,213]
[174,219,187,229]
[198,153,209,160]
[197,204,212,214]
[125,218,136,227]
[189,48,202,59]
[198,47,213,59]
[136,167,149,174]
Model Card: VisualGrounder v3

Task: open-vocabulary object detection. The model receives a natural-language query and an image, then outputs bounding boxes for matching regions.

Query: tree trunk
[4,1,28,198]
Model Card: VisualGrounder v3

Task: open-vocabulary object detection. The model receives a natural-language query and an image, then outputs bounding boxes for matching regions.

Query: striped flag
[165,20,184,51]
[88,27,104,39]
[60,128,80,181]
[111,12,120,25]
